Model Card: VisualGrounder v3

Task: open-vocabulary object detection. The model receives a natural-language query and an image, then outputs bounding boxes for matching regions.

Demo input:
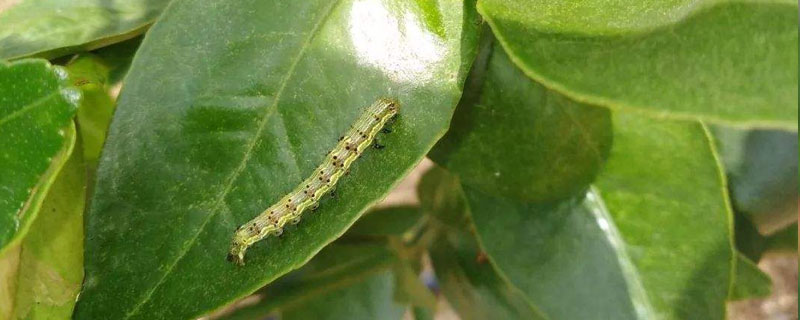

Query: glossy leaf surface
[420,109,743,319]
[478,0,798,127]
[420,167,642,319]
[594,114,735,319]
[466,187,644,319]
[74,0,479,318]
[0,59,79,253]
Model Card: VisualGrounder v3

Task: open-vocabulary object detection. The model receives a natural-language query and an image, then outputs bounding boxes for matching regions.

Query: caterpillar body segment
[228,98,399,265]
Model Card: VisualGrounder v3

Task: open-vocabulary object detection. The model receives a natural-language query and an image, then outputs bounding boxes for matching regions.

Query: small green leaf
[728,253,772,301]
[0,0,168,60]
[0,126,85,319]
[65,54,116,165]
[478,0,798,127]
[428,230,547,320]
[0,59,80,254]
[430,30,611,202]
[391,258,436,310]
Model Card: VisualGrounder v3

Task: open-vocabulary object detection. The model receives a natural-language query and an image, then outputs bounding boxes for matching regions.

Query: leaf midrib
[121,1,342,318]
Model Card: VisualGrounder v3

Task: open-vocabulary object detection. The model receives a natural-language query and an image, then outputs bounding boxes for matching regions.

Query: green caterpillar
[228,98,399,265]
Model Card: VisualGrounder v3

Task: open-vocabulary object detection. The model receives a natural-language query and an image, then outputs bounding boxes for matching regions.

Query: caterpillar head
[386,100,399,112]
[228,233,248,266]
[381,98,399,114]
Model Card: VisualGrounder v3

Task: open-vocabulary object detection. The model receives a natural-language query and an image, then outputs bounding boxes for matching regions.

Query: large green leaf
[73,0,479,318]
[0,0,168,60]
[0,130,85,319]
[419,169,546,320]
[420,167,643,319]
[0,59,80,254]
[465,187,646,319]
[594,114,736,319]
[430,31,611,202]
[421,111,741,319]
[477,0,798,128]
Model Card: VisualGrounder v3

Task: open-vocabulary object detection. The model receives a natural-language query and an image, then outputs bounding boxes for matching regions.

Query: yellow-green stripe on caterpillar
[228,98,399,265]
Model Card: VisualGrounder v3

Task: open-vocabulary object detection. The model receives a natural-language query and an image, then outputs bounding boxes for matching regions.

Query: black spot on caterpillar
[228,98,399,265]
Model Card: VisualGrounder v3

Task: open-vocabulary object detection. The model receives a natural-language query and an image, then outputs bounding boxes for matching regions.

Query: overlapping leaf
[430,32,611,202]
[0,131,85,319]
[0,0,168,59]
[478,0,798,127]
[421,38,751,316]
[594,115,735,319]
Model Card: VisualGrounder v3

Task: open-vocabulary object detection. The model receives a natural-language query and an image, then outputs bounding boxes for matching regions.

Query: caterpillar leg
[381,126,392,134]
[290,216,302,225]
[373,141,385,149]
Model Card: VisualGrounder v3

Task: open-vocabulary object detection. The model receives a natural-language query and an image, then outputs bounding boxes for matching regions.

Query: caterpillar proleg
[228,98,399,265]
